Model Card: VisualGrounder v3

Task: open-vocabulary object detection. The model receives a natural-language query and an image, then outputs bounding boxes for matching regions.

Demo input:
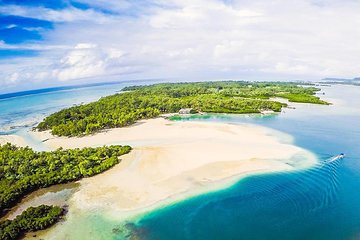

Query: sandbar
[29,118,316,214]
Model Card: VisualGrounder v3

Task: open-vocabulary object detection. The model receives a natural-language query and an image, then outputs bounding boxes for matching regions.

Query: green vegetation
[0,143,131,212]
[0,143,131,237]
[0,205,63,240]
[37,81,329,137]
[276,93,328,104]
[0,81,329,237]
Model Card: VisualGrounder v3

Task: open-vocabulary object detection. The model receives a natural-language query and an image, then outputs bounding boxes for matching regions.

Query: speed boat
[326,153,345,163]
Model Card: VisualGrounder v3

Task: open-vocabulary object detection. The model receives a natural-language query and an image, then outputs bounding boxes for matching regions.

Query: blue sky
[0,15,52,44]
[0,0,360,93]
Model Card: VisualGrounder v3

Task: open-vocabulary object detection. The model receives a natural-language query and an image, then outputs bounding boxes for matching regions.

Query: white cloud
[4,24,17,29]
[8,72,19,83]
[1,0,360,90]
[52,43,107,81]
[0,41,71,50]
[0,5,113,23]
[0,43,130,84]
[74,0,132,12]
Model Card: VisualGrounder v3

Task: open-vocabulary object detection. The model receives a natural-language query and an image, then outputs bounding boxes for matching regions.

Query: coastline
[2,118,318,239]
[0,134,28,147]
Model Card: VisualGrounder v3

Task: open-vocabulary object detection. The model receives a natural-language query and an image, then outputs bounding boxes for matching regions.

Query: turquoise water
[0,80,163,150]
[127,85,360,240]
[1,83,360,239]
[0,84,122,151]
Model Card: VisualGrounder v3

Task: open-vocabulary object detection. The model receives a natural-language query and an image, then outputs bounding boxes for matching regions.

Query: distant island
[37,81,329,137]
[321,77,360,85]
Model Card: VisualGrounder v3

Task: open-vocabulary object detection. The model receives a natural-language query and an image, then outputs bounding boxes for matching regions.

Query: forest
[37,81,329,137]
[0,144,131,238]
[0,143,131,212]
[0,205,63,240]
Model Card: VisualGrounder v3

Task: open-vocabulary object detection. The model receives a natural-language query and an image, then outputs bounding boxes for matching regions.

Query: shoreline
[1,182,80,222]
[0,134,28,147]
[2,118,318,239]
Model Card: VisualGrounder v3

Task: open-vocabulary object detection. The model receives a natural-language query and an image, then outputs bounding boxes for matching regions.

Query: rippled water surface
[1,83,360,240]
[129,85,360,240]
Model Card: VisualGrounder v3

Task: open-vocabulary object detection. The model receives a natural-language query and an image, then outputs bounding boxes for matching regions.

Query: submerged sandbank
[32,119,316,212]
[3,118,317,239]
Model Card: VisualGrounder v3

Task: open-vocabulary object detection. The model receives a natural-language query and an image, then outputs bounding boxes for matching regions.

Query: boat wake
[231,153,345,221]
[119,154,347,239]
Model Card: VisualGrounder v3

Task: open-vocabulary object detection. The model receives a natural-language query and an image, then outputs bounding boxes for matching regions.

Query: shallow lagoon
[128,85,360,240]
[1,83,360,240]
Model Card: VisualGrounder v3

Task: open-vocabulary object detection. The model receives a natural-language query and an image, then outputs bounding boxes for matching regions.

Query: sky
[0,0,360,93]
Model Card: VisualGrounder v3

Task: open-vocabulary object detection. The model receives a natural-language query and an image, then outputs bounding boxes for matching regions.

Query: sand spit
[4,118,317,239]
[30,118,316,213]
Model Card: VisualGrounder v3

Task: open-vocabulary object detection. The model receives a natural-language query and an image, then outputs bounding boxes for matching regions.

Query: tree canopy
[0,144,131,212]
[37,81,329,137]
[0,205,63,240]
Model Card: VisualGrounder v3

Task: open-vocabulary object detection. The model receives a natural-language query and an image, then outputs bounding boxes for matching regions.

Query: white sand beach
[0,134,28,147]
[26,118,316,215]
[2,118,318,239]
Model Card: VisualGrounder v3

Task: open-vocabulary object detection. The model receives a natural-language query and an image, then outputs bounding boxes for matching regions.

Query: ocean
[1,82,359,240]
[133,84,360,240]
[0,80,164,150]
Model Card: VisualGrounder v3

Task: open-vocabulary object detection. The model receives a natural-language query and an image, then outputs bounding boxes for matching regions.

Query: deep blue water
[0,81,129,100]
[1,83,359,240]
[128,85,360,240]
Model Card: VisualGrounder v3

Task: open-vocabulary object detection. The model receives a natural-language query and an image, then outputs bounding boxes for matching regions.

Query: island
[36,81,329,137]
[0,81,329,239]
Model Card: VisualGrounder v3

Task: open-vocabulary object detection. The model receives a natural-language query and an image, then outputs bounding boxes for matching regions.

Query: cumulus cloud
[0,5,113,23]
[51,43,130,81]
[1,0,360,91]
